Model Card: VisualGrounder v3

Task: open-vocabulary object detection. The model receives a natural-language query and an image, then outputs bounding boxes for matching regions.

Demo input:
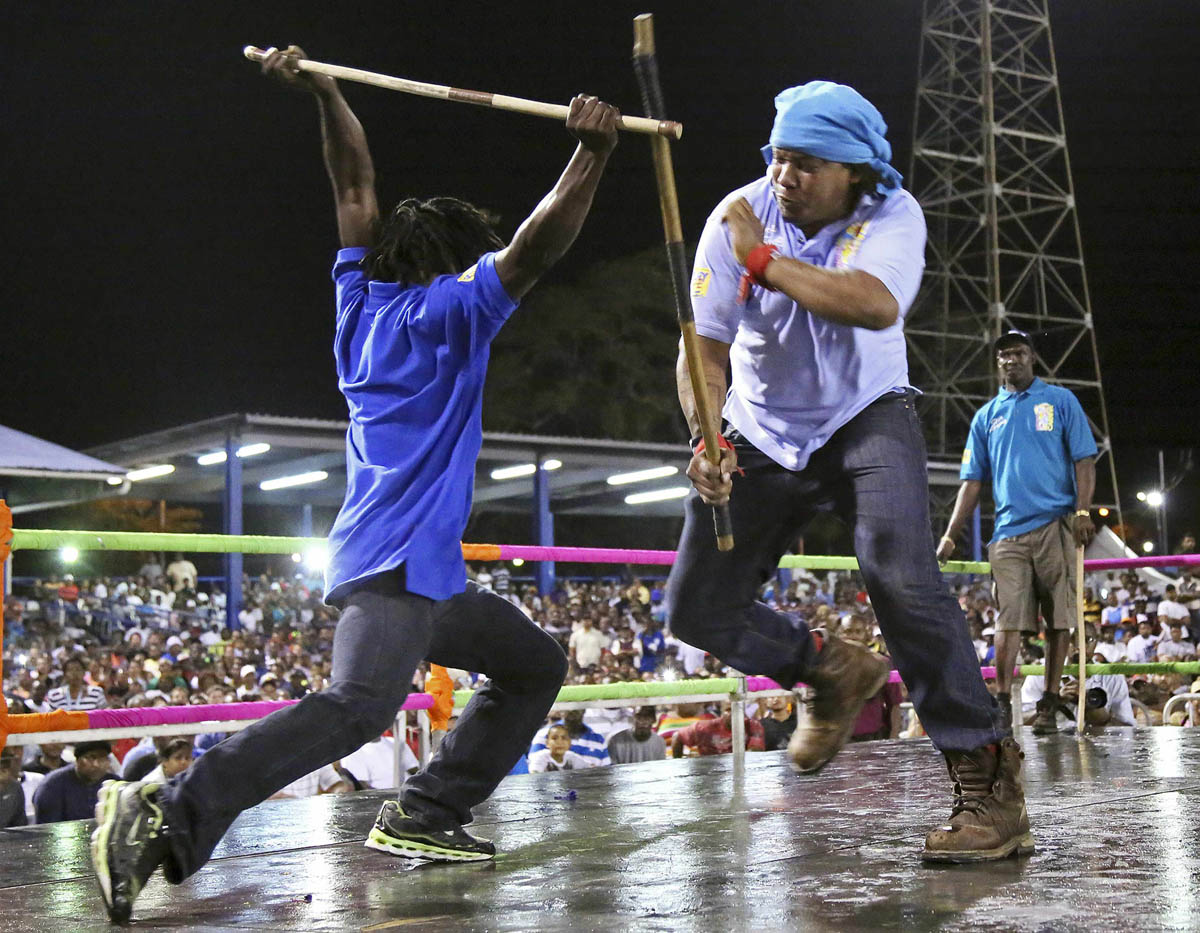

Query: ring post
[417,708,431,769]
[731,674,747,781]
[393,713,406,789]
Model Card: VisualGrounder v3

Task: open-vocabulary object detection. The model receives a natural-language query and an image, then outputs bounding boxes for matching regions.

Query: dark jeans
[160,576,567,882]
[666,391,1005,752]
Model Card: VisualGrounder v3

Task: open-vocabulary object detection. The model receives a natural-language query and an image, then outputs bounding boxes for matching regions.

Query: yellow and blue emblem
[457,265,477,283]
[691,267,712,297]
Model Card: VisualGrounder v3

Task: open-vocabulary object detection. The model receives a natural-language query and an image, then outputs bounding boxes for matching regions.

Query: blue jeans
[159,576,567,882]
[666,391,1005,752]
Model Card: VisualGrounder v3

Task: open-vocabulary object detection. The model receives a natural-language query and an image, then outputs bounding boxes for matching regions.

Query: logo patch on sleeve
[457,265,477,283]
[1034,403,1055,431]
[691,267,712,297]
[961,448,972,466]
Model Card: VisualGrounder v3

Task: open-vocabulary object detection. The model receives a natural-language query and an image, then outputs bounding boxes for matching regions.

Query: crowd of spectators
[4,545,1200,826]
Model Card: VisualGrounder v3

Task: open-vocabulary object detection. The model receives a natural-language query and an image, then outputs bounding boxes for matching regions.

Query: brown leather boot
[922,737,1036,863]
[787,633,890,773]
[1031,695,1059,735]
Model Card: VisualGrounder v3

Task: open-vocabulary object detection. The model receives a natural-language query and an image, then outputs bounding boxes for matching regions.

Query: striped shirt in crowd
[44,684,106,711]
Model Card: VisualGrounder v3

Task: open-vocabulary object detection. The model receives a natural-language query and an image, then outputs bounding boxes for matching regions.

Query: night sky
[4,2,1197,538]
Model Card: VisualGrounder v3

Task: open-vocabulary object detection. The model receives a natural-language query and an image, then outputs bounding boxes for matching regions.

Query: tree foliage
[484,245,691,442]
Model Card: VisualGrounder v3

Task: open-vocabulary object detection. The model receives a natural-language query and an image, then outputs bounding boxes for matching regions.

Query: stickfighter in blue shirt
[664,81,1031,862]
[91,46,619,923]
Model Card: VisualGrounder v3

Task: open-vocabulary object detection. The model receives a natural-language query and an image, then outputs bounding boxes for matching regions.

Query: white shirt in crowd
[528,748,592,772]
[1157,599,1190,622]
[272,764,345,799]
[666,637,708,675]
[1125,633,1160,663]
[569,627,607,668]
[1021,674,1135,726]
[239,607,263,633]
[166,559,198,591]
[44,683,106,711]
[339,736,418,789]
[1093,641,1126,663]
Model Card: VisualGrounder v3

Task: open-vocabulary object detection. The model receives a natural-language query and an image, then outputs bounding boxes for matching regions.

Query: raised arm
[494,95,618,299]
[261,46,379,249]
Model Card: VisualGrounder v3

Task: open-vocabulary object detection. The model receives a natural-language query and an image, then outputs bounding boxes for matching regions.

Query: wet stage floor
[2,728,1199,932]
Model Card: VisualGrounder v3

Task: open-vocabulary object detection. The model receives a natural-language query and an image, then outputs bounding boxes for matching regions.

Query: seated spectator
[258,673,283,701]
[607,707,667,765]
[1,747,28,828]
[44,656,106,711]
[1157,621,1196,660]
[1094,625,1126,663]
[340,733,419,789]
[672,702,765,758]
[23,742,66,776]
[270,764,351,799]
[530,710,610,767]
[655,703,713,746]
[32,740,119,824]
[529,724,591,772]
[1125,617,1160,662]
[759,695,797,752]
[143,738,195,784]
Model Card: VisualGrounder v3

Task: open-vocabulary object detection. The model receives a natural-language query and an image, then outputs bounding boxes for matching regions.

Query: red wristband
[693,433,735,457]
[744,243,780,287]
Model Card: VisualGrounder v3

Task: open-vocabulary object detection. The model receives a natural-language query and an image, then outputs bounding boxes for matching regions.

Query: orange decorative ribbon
[426,664,454,732]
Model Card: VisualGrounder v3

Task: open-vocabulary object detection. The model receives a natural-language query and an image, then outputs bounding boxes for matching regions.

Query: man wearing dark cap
[939,329,1098,736]
[666,80,1027,863]
[32,741,118,823]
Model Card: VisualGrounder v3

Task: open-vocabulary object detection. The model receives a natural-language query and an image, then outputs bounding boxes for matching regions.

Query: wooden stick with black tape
[632,13,734,551]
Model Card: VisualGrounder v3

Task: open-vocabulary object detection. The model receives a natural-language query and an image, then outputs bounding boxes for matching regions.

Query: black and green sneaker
[91,780,169,924]
[364,800,495,862]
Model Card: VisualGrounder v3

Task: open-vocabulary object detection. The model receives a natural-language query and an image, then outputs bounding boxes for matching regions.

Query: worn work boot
[923,737,1036,863]
[787,633,890,773]
[1031,694,1059,735]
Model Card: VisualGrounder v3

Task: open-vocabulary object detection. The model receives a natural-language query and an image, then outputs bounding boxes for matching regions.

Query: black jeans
[665,391,1005,752]
[160,577,567,882]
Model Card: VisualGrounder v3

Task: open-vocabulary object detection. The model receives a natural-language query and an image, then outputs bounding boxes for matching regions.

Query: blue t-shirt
[961,378,1098,542]
[691,176,927,471]
[325,249,519,603]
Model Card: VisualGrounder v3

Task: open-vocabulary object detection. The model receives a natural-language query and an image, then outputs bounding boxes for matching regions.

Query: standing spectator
[33,741,118,823]
[45,656,106,711]
[529,724,591,772]
[759,695,797,752]
[607,707,667,765]
[491,564,511,597]
[672,703,765,757]
[1156,586,1191,633]
[637,620,667,675]
[939,329,1098,736]
[166,553,198,592]
[568,618,606,671]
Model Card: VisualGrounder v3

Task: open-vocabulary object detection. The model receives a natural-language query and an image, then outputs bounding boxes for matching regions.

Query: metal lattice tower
[906,0,1122,533]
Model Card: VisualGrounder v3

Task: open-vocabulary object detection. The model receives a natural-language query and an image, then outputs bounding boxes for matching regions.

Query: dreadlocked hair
[364,197,505,284]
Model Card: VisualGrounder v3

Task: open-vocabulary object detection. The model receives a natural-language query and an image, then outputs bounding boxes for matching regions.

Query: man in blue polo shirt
[666,81,1028,864]
[938,330,1098,736]
[92,46,620,923]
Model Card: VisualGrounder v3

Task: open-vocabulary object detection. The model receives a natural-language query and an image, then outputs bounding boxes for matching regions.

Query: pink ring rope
[84,693,433,731]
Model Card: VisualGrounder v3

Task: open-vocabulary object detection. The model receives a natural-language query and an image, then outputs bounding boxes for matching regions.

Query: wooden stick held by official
[631,13,734,552]
[243,46,682,139]
[1075,545,1086,733]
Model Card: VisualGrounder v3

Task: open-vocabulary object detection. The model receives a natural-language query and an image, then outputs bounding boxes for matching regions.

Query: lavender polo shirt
[690,175,927,471]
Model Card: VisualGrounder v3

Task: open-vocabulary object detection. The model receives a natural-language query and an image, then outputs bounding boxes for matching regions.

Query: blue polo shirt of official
[325,249,518,603]
[960,378,1098,542]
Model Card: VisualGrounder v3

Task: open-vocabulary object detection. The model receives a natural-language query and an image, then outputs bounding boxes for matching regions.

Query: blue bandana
[760,81,903,198]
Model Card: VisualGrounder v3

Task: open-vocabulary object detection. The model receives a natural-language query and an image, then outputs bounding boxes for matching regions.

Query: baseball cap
[240,664,257,678]
[994,329,1034,354]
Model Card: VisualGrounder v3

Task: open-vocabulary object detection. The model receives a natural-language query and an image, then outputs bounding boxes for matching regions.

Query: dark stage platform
[2,728,1198,932]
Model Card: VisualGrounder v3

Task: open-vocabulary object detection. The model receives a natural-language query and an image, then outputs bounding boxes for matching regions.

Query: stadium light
[197,443,272,466]
[126,464,175,482]
[1098,507,1110,517]
[512,558,525,567]
[60,546,79,564]
[606,465,679,486]
[260,470,328,491]
[624,487,690,505]
[304,546,328,570]
[1145,490,1165,508]
[1143,541,1155,553]
[490,459,561,481]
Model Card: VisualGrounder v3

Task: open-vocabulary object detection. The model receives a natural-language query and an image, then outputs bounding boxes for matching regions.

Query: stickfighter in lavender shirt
[664,81,1032,863]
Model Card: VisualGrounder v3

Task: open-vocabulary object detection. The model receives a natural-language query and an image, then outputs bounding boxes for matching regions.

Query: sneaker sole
[790,661,891,774]
[922,831,1036,863]
[90,781,124,919]
[364,827,494,862]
